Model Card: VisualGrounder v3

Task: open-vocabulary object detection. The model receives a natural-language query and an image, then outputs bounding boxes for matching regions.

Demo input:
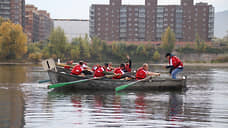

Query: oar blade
[115,82,136,92]
[48,79,90,89]
[38,79,50,84]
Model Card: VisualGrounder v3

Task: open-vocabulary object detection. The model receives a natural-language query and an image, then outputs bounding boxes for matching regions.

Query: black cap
[165,53,171,57]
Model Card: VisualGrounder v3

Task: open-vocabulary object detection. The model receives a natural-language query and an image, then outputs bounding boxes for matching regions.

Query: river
[0,64,228,128]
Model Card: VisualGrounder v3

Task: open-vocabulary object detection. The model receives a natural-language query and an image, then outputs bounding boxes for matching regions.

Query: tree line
[1,17,228,63]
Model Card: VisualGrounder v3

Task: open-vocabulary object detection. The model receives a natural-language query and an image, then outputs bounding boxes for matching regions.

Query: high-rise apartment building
[90,0,214,41]
[25,5,40,42]
[25,5,53,42]
[0,0,25,27]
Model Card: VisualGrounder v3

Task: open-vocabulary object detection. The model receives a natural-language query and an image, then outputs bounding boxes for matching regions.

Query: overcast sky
[26,0,227,19]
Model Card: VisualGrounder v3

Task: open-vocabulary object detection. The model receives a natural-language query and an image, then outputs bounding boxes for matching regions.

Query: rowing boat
[42,59,187,91]
[47,70,187,91]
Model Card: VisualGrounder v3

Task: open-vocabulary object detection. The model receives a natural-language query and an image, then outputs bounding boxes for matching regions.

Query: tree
[48,27,68,60]
[153,51,160,62]
[91,37,105,60]
[195,33,207,52]
[0,21,27,59]
[136,44,148,56]
[70,45,80,60]
[0,17,5,26]
[161,26,176,53]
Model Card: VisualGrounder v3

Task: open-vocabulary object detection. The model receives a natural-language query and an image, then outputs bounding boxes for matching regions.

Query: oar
[57,63,74,68]
[48,76,108,89]
[115,76,152,92]
[38,79,50,84]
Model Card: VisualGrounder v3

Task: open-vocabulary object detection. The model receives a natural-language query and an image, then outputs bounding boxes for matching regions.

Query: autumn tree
[0,21,27,59]
[48,27,68,60]
[0,17,5,26]
[161,26,176,53]
[136,44,148,56]
[153,51,160,62]
[91,37,107,60]
[195,33,207,52]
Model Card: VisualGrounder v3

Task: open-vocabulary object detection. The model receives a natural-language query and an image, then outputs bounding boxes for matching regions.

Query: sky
[26,0,228,19]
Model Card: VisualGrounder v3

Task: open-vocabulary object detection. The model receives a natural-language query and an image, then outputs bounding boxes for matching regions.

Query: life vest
[125,64,131,72]
[71,65,83,75]
[94,66,105,77]
[169,56,183,69]
[136,67,147,80]
[113,68,124,79]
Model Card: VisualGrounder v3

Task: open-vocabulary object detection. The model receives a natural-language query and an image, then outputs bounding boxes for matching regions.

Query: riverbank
[1,61,228,67]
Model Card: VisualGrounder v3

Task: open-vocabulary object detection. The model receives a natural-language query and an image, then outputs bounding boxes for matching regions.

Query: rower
[136,63,160,80]
[82,61,93,75]
[165,53,183,79]
[113,64,125,79]
[94,63,114,77]
[71,61,84,76]
[107,62,114,72]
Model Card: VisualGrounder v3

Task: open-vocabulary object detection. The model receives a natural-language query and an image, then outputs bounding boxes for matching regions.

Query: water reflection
[0,65,27,84]
[0,88,24,128]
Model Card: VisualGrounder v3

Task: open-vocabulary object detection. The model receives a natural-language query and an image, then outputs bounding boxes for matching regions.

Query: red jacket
[94,66,105,77]
[113,68,124,79]
[125,64,131,72]
[169,56,183,69]
[136,67,147,80]
[71,65,83,75]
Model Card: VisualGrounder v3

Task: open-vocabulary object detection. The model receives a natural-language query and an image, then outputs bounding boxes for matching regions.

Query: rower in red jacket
[136,63,160,80]
[113,64,125,79]
[71,61,84,76]
[107,62,114,72]
[94,63,114,77]
[165,53,184,79]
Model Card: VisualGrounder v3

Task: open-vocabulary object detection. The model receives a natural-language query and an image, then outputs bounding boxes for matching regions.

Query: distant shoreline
[0,61,228,67]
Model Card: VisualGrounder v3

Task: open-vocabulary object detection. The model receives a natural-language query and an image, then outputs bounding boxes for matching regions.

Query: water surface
[0,64,228,128]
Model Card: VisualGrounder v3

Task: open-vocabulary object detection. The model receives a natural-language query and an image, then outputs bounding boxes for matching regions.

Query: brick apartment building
[89,0,214,42]
[38,10,53,41]
[0,0,25,27]
[25,5,53,42]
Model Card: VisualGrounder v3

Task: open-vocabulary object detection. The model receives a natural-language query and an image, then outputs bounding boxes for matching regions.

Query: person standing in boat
[124,55,132,72]
[165,53,184,79]
[94,63,114,77]
[71,61,84,76]
[136,63,160,80]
